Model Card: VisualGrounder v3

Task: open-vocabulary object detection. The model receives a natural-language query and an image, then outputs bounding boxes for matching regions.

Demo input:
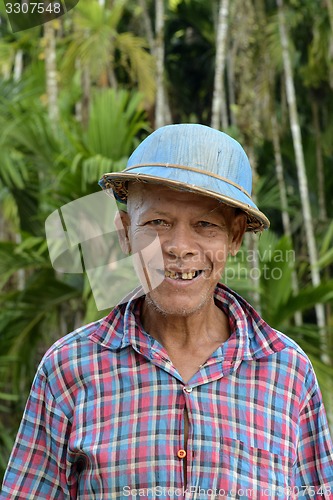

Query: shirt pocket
[217,436,293,499]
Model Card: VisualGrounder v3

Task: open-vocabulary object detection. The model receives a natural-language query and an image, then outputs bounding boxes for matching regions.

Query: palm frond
[70,88,149,189]
[116,32,156,103]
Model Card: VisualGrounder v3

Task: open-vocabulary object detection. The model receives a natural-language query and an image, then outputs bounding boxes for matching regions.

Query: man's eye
[198,221,215,227]
[149,219,167,226]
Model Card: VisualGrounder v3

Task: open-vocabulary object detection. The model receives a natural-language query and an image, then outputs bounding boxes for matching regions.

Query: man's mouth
[164,270,203,281]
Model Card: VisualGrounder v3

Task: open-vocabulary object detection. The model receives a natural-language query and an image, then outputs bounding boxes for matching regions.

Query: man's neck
[141,299,230,382]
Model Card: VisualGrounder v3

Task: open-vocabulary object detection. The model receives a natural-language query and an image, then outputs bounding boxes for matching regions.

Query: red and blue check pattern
[1,284,333,499]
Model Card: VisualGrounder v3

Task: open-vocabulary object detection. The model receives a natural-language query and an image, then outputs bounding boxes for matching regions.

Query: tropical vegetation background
[0,0,333,480]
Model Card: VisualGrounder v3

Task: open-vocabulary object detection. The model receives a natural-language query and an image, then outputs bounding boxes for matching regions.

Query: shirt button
[177,449,187,459]
[183,386,193,393]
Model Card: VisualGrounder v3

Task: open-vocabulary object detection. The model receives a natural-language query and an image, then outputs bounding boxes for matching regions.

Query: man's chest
[66,356,298,499]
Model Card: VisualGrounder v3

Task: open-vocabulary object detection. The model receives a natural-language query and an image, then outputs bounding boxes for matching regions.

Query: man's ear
[114,210,131,254]
[229,212,247,256]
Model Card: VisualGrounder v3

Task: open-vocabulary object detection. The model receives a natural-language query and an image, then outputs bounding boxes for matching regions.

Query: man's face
[119,184,246,317]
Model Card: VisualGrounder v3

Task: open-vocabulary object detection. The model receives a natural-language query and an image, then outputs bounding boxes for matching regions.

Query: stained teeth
[164,270,199,280]
[182,272,195,279]
[164,271,178,279]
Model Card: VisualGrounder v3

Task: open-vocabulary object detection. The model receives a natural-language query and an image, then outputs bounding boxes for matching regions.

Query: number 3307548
[5,3,61,14]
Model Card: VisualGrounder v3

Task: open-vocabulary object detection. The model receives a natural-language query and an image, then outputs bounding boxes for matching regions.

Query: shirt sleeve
[0,367,75,499]
[295,367,333,499]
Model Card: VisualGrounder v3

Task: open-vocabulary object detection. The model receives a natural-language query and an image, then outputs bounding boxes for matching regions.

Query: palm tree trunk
[325,0,333,88]
[271,111,302,326]
[326,0,333,30]
[81,65,91,128]
[140,0,171,125]
[155,0,166,128]
[276,0,328,360]
[219,81,228,130]
[311,99,331,361]
[311,99,327,221]
[226,44,237,127]
[211,0,229,130]
[44,21,59,124]
[271,114,292,238]
[108,66,118,89]
[139,0,155,54]
[13,50,23,81]
[245,148,261,314]
[12,49,26,291]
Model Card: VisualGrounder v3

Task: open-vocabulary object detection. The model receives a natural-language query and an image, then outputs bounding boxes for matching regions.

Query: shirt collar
[215,283,286,362]
[90,283,286,362]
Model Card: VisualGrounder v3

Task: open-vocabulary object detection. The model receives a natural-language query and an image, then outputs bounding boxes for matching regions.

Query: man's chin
[144,291,212,318]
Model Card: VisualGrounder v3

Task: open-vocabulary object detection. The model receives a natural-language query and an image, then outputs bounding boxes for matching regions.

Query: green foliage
[86,89,148,160]
[70,88,150,189]
[61,0,156,102]
[317,222,333,270]
[165,0,215,121]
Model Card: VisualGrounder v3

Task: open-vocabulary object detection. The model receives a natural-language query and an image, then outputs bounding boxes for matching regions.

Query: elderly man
[1,124,333,499]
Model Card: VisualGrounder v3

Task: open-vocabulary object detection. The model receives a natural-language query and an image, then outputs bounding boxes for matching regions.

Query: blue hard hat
[99,124,269,232]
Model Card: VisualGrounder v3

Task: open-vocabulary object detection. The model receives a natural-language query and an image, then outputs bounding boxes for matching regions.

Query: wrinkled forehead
[126,181,230,214]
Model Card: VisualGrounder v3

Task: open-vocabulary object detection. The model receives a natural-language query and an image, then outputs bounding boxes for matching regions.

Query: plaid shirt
[1,284,333,499]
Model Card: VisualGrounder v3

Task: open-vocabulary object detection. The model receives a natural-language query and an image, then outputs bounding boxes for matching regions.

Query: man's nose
[164,223,198,258]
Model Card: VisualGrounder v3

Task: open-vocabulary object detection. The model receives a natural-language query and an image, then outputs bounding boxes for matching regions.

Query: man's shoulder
[41,318,105,366]
[269,328,320,394]
[217,283,314,374]
[273,328,313,366]
[39,302,128,372]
